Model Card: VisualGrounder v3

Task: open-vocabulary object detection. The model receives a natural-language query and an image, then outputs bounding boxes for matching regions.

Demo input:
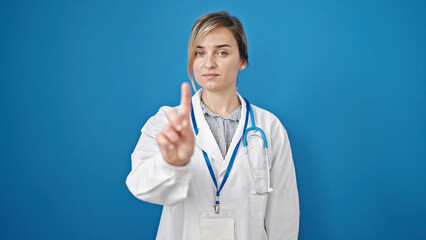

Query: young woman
[126,11,299,240]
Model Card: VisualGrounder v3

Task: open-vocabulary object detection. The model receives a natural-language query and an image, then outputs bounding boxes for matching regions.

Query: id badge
[200,218,234,240]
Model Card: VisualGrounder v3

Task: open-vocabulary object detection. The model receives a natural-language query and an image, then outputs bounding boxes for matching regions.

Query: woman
[126,11,299,240]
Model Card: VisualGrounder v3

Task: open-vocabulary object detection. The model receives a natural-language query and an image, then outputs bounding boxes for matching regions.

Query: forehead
[197,27,237,47]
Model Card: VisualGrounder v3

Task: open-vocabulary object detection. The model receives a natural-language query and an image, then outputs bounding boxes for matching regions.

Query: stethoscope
[191,97,273,213]
[242,98,274,195]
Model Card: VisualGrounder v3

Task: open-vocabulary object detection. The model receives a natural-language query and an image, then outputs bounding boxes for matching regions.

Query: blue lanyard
[190,98,250,213]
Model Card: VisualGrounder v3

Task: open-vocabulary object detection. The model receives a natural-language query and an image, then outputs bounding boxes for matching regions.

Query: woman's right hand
[156,82,195,166]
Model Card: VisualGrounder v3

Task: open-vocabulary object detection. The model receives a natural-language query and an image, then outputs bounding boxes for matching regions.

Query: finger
[180,82,192,117]
[157,133,177,164]
[163,124,180,143]
[181,121,196,140]
[156,133,174,150]
[168,108,182,131]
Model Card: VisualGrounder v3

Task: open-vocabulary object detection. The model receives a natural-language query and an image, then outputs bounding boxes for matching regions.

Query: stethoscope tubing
[242,98,273,195]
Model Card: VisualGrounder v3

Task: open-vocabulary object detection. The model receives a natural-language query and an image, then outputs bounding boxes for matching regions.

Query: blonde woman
[126,11,299,240]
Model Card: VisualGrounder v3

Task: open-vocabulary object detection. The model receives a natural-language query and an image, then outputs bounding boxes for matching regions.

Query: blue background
[1,0,425,239]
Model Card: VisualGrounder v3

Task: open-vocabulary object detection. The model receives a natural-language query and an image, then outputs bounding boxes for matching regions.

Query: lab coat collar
[191,89,248,176]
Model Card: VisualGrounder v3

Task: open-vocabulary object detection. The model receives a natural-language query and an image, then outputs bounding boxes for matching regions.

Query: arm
[126,83,195,205]
[125,109,192,205]
[265,128,300,239]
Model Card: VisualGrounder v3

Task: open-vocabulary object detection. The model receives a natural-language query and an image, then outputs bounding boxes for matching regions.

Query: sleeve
[125,107,193,206]
[265,127,300,239]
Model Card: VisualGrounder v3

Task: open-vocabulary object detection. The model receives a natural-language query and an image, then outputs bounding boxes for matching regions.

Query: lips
[202,73,219,80]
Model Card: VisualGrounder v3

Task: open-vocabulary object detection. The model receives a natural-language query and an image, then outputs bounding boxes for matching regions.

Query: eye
[218,51,228,56]
[195,51,204,57]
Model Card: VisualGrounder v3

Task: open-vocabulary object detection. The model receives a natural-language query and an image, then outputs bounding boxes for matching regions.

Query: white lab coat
[126,90,300,240]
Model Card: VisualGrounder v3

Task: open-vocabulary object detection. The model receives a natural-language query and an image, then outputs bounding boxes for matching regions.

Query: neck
[201,88,241,118]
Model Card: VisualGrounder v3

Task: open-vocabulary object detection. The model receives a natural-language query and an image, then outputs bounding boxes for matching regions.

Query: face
[192,27,246,93]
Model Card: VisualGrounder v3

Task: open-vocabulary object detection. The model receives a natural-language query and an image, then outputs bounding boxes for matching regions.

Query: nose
[205,54,217,69]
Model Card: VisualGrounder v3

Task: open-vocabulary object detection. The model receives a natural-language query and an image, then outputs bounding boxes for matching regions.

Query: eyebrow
[196,44,232,49]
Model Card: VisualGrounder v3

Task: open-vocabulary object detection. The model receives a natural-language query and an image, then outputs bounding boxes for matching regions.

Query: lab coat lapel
[218,93,248,176]
[191,91,224,171]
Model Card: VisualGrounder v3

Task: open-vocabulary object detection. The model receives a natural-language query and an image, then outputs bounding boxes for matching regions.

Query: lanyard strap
[190,98,250,212]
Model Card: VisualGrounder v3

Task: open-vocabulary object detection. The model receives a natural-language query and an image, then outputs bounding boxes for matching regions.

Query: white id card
[200,218,235,240]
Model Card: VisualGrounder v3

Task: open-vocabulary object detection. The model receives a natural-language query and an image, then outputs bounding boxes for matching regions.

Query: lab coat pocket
[249,193,267,220]
[249,169,268,220]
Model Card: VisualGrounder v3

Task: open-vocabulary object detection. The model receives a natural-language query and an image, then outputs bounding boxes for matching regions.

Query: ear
[239,59,247,70]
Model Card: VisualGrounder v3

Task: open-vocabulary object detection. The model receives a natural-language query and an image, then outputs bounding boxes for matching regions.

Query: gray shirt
[200,101,242,158]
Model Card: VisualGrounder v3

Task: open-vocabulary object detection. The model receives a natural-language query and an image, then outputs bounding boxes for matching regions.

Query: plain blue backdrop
[1,0,425,239]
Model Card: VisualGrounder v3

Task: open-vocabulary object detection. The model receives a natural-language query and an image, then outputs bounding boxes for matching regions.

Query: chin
[195,79,236,92]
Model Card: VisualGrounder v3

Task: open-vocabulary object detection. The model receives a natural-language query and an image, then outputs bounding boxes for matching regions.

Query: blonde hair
[187,11,249,91]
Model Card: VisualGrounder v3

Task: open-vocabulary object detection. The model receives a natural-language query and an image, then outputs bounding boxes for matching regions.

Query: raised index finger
[180,82,192,117]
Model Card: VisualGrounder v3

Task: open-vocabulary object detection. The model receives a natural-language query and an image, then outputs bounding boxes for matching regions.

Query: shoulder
[250,104,288,137]
[141,105,181,135]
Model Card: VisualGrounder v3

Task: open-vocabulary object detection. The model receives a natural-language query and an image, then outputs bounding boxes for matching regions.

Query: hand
[156,82,195,166]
